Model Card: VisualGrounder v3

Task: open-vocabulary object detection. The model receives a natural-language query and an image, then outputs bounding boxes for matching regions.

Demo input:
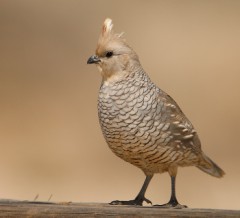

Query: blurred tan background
[0,0,239,210]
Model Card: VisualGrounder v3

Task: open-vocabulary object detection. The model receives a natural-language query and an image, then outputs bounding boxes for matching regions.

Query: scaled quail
[87,18,225,208]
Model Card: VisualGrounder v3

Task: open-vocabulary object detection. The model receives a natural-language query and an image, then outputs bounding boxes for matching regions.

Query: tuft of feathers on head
[96,18,127,56]
[101,18,124,39]
[102,18,113,35]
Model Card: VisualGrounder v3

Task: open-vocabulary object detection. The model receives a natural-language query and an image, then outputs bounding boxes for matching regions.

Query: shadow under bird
[87,18,225,208]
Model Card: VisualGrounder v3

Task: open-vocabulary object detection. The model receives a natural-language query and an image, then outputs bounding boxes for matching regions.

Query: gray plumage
[87,18,225,208]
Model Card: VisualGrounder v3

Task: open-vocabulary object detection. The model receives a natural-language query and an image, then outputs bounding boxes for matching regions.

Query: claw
[154,203,187,209]
[142,197,152,205]
[110,200,140,206]
[110,200,129,205]
[110,196,152,206]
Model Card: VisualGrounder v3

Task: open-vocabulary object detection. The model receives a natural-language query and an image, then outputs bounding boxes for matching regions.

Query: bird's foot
[154,203,187,209]
[154,201,187,209]
[110,196,152,206]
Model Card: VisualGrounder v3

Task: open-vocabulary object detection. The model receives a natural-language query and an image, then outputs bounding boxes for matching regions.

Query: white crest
[102,18,113,34]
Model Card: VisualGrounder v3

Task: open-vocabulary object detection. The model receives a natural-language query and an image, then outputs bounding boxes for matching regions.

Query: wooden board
[0,199,239,218]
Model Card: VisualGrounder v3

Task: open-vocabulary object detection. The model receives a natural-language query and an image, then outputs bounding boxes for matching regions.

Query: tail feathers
[197,154,225,178]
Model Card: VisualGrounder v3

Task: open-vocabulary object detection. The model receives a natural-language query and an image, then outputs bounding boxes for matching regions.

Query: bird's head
[87,18,140,82]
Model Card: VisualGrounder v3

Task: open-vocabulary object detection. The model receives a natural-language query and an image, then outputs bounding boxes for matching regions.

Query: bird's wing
[157,89,202,153]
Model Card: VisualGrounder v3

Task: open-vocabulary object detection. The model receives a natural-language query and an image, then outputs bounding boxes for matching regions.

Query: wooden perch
[0,199,239,217]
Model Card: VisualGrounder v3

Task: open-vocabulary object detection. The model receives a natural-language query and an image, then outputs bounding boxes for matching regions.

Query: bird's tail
[197,153,225,178]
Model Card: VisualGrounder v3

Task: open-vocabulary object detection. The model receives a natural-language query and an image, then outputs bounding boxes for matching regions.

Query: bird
[87,18,225,208]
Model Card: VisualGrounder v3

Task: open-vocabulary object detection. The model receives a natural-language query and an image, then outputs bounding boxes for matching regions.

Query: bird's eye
[106,51,113,58]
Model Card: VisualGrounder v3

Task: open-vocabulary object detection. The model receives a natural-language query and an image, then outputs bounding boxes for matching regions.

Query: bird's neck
[101,70,129,85]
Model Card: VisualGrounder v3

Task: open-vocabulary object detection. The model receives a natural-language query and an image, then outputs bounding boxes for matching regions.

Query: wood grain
[0,199,239,218]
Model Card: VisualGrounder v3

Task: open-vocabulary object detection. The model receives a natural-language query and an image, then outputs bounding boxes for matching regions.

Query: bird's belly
[99,107,176,173]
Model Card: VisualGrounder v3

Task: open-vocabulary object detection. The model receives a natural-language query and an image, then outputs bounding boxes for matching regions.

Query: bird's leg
[154,176,187,209]
[110,175,153,206]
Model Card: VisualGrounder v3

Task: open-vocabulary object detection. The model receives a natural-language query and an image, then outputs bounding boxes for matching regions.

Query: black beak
[87,55,101,64]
